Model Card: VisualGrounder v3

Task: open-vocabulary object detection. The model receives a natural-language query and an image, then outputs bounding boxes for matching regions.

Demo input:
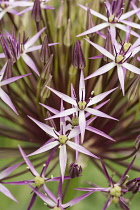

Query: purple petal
[18,145,39,177]
[42,184,57,203]
[27,184,56,206]
[79,70,85,101]
[84,39,114,60]
[46,108,76,121]
[89,55,103,59]
[28,141,59,157]
[2,1,33,7]
[68,127,80,139]
[41,5,54,10]
[0,162,22,180]
[59,145,67,182]
[26,43,58,53]
[28,115,59,138]
[119,197,129,210]
[27,192,37,210]
[120,8,140,20]
[2,180,34,185]
[86,108,118,121]
[0,184,18,202]
[79,110,86,143]
[75,187,109,192]
[0,53,6,58]
[86,126,115,141]
[0,73,31,87]
[46,86,77,106]
[85,62,116,80]
[131,2,140,19]
[22,54,40,76]
[117,65,125,96]
[86,100,110,125]
[24,27,46,50]
[0,62,8,81]
[17,7,32,15]
[100,160,113,186]
[122,63,140,75]
[109,25,116,43]
[67,141,99,159]
[0,88,18,115]
[131,46,140,57]
[87,87,117,107]
[40,103,59,115]
[77,4,107,21]
[121,20,140,30]
[102,197,111,210]
[77,23,109,37]
[118,156,136,185]
[64,191,93,208]
[115,23,139,38]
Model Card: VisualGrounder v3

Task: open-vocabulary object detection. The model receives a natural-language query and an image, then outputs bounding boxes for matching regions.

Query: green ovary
[108,14,117,23]
[53,207,62,210]
[110,185,122,203]
[34,176,45,187]
[78,101,86,110]
[58,135,68,144]
[71,116,79,126]
[123,42,131,52]
[116,54,124,63]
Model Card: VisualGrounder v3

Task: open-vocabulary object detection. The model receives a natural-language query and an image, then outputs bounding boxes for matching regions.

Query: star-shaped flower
[2,146,69,210]
[84,38,140,95]
[0,62,31,114]
[28,178,93,210]
[28,115,99,182]
[0,27,58,75]
[0,0,18,20]
[77,1,140,40]
[76,156,136,210]
[1,0,54,16]
[44,70,118,142]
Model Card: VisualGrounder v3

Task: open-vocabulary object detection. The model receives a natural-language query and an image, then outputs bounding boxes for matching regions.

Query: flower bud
[86,8,95,38]
[72,41,86,70]
[40,35,50,64]
[69,163,82,178]
[64,19,72,47]
[32,0,42,22]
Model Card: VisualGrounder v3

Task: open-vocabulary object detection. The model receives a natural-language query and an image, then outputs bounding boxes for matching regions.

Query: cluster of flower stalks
[1,0,140,209]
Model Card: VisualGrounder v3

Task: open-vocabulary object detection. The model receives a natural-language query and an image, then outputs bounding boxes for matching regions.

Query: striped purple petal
[18,145,39,177]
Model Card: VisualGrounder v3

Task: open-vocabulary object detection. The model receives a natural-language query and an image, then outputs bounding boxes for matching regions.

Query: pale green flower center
[110,185,121,203]
[112,196,119,204]
[78,101,86,110]
[34,176,45,187]
[123,42,131,52]
[116,54,124,63]
[109,14,117,23]
[71,116,79,126]
[53,207,62,210]
[58,135,68,144]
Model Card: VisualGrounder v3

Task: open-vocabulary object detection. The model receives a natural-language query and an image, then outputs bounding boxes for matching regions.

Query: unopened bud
[40,35,50,64]
[32,0,42,22]
[72,41,86,69]
[86,8,95,38]
[55,0,64,29]
[69,163,82,178]
[64,19,72,47]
